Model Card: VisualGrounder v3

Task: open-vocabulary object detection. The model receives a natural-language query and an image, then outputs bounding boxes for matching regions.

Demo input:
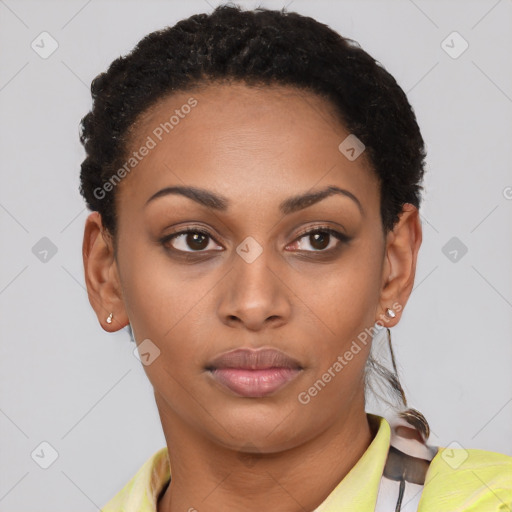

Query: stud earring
[106,313,113,324]
[385,307,396,318]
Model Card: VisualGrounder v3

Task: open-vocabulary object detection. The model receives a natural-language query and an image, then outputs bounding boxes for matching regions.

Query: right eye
[160,228,224,253]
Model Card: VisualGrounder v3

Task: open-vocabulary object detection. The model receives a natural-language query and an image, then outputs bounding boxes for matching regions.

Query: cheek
[116,241,184,341]
[300,245,382,343]
[294,244,382,397]
[117,242,213,369]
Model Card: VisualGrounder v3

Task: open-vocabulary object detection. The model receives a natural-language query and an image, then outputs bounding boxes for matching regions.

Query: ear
[376,203,422,328]
[82,212,129,332]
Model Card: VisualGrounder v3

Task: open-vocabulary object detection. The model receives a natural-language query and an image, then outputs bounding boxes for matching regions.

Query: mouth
[205,347,303,398]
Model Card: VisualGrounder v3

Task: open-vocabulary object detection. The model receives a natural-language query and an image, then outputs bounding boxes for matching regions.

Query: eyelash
[160,225,350,255]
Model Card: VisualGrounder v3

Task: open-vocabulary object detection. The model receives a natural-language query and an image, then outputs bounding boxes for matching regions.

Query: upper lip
[206,347,302,371]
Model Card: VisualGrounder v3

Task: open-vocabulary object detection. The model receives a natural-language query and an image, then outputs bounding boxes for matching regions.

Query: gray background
[1,0,511,510]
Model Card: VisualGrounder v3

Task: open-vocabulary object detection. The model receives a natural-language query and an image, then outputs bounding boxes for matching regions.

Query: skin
[82,82,422,512]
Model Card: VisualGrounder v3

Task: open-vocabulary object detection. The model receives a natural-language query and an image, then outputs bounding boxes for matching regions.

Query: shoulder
[418,446,512,511]
[101,447,170,512]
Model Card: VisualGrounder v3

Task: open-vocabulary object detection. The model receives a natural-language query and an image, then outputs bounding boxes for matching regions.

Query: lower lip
[208,368,301,397]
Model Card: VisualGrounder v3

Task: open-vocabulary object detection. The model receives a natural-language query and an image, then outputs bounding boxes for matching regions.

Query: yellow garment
[101,414,512,511]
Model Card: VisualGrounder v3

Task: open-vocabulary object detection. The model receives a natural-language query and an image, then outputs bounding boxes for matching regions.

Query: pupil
[187,232,208,250]
[311,232,329,250]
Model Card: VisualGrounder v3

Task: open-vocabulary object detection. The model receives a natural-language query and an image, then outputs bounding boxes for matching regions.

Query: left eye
[288,227,348,252]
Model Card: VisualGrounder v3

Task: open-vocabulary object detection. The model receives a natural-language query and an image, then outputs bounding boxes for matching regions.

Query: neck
[156,394,375,512]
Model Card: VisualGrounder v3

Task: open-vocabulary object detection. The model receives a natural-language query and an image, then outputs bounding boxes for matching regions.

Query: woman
[79,4,511,511]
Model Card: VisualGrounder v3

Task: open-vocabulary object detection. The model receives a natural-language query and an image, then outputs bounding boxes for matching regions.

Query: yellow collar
[313,414,390,511]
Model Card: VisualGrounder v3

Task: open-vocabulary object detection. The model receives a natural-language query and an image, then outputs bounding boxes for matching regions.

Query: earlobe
[376,204,422,327]
[82,212,129,332]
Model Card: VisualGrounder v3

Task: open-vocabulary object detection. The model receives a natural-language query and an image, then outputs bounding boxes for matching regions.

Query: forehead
[116,82,379,217]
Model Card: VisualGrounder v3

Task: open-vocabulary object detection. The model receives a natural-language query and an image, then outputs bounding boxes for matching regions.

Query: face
[84,82,421,453]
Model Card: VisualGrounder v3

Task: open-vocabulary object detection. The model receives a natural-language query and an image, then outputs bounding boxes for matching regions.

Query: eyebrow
[145,184,364,216]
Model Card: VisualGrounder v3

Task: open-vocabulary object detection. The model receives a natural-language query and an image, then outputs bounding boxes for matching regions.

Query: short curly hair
[79,3,426,240]
[78,3,429,438]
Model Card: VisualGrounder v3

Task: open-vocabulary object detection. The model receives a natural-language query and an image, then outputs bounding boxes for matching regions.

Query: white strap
[375,418,438,512]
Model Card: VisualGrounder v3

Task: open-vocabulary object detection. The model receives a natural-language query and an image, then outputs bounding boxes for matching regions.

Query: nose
[216,243,292,331]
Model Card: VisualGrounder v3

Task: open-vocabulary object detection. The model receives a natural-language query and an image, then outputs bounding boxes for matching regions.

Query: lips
[205,348,303,397]
[206,347,302,371]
